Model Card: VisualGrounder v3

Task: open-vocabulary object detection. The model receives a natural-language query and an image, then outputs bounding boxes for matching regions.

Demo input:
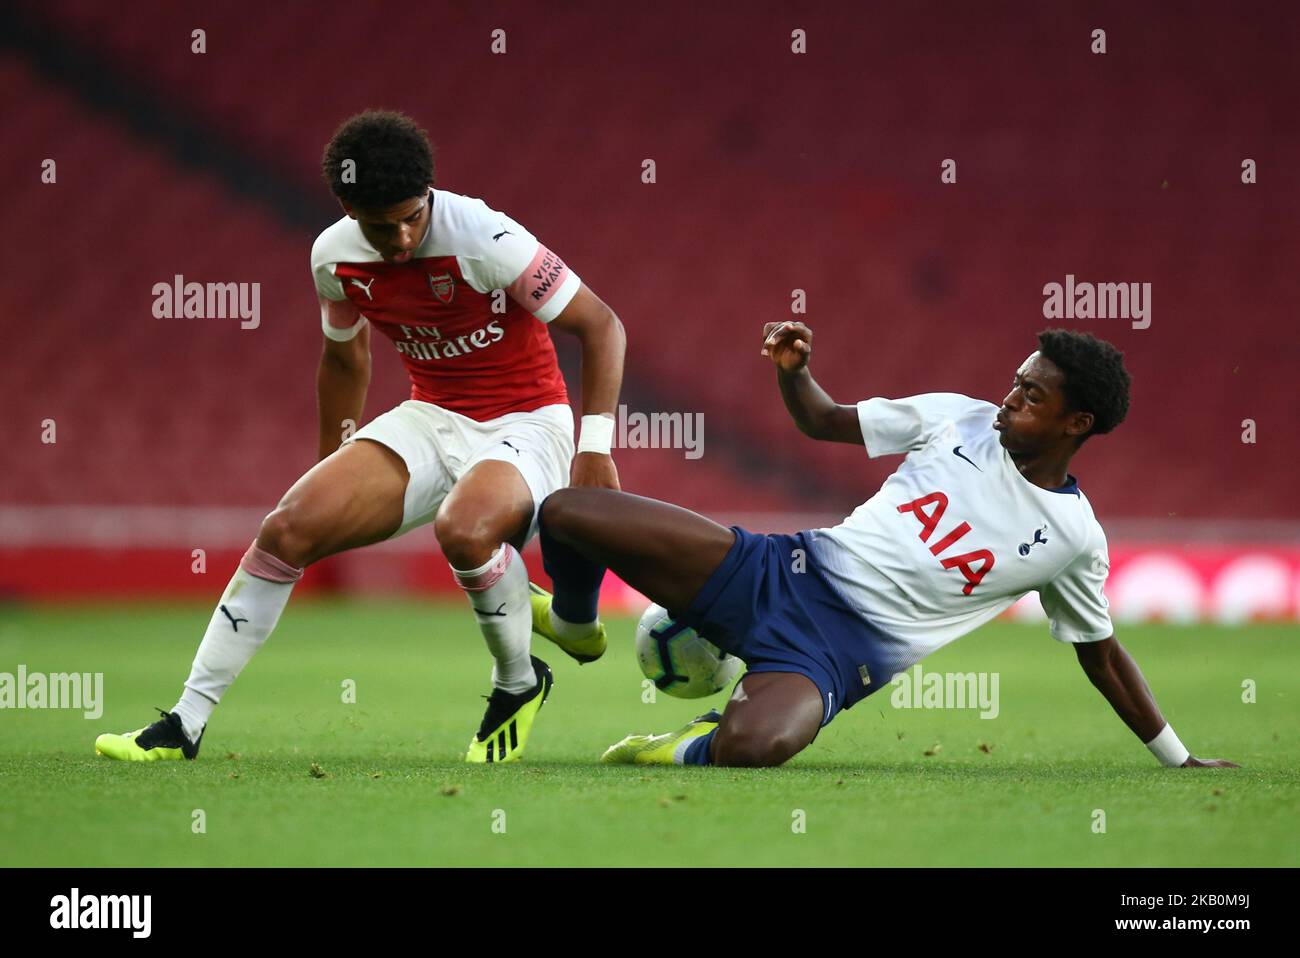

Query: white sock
[172,543,302,742]
[548,607,598,640]
[452,545,536,695]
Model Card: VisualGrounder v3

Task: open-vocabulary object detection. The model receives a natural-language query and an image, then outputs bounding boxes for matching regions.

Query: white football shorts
[344,400,574,540]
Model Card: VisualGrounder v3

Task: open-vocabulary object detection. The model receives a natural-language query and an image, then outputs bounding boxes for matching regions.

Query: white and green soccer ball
[635,602,743,699]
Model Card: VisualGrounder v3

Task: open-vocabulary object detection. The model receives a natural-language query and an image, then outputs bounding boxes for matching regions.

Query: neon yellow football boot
[528,582,606,664]
[95,708,203,761]
[466,655,554,763]
[601,709,721,765]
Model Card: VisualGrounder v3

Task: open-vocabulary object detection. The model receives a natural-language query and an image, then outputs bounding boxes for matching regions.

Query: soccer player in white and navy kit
[95,110,626,765]
[538,322,1238,769]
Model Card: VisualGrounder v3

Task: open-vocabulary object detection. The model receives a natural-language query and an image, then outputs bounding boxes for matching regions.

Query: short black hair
[321,110,435,208]
[1036,328,1132,441]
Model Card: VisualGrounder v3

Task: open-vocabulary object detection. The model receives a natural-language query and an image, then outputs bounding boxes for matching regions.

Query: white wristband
[577,414,615,455]
[1145,723,1190,767]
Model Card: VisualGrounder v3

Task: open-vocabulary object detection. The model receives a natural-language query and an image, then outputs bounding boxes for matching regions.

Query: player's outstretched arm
[761,321,861,444]
[1074,636,1240,768]
[550,283,626,490]
[317,321,371,461]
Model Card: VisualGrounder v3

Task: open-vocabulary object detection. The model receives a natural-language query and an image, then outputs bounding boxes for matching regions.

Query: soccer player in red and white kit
[95,110,626,764]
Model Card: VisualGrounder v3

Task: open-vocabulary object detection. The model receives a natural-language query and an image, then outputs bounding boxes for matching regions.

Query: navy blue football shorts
[675,526,900,727]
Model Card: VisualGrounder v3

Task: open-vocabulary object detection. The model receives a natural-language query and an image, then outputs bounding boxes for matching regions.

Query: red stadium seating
[5,1,1298,527]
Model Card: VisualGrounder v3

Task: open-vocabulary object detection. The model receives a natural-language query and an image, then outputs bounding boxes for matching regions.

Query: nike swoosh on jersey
[952,446,982,471]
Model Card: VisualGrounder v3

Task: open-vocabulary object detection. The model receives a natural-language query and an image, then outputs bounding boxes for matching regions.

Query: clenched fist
[761,321,813,374]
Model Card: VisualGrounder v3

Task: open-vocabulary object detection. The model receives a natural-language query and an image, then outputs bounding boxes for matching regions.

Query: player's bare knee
[539,489,581,536]
[713,726,786,768]
[434,508,498,569]
[256,507,319,569]
[715,740,780,768]
[766,728,811,765]
[541,488,616,544]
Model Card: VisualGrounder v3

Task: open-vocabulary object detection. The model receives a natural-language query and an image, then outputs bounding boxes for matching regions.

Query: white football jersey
[810,393,1113,677]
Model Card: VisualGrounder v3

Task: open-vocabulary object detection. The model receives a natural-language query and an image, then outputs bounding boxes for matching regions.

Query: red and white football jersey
[311,188,580,421]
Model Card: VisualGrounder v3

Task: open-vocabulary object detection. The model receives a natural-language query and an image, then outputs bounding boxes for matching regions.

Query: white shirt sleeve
[455,199,581,323]
[318,294,366,343]
[311,239,346,302]
[1039,529,1114,644]
[311,231,366,341]
[856,393,996,458]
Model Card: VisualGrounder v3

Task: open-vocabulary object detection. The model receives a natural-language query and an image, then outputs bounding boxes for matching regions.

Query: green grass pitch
[1,600,1295,867]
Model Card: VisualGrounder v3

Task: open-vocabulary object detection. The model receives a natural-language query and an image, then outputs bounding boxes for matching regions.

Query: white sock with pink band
[171,542,304,743]
[452,544,537,695]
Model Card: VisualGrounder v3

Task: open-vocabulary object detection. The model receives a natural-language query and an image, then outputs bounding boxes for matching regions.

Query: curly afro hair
[321,110,435,208]
[1036,328,1132,442]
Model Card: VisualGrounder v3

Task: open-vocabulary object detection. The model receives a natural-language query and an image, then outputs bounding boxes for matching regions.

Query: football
[635,602,744,698]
